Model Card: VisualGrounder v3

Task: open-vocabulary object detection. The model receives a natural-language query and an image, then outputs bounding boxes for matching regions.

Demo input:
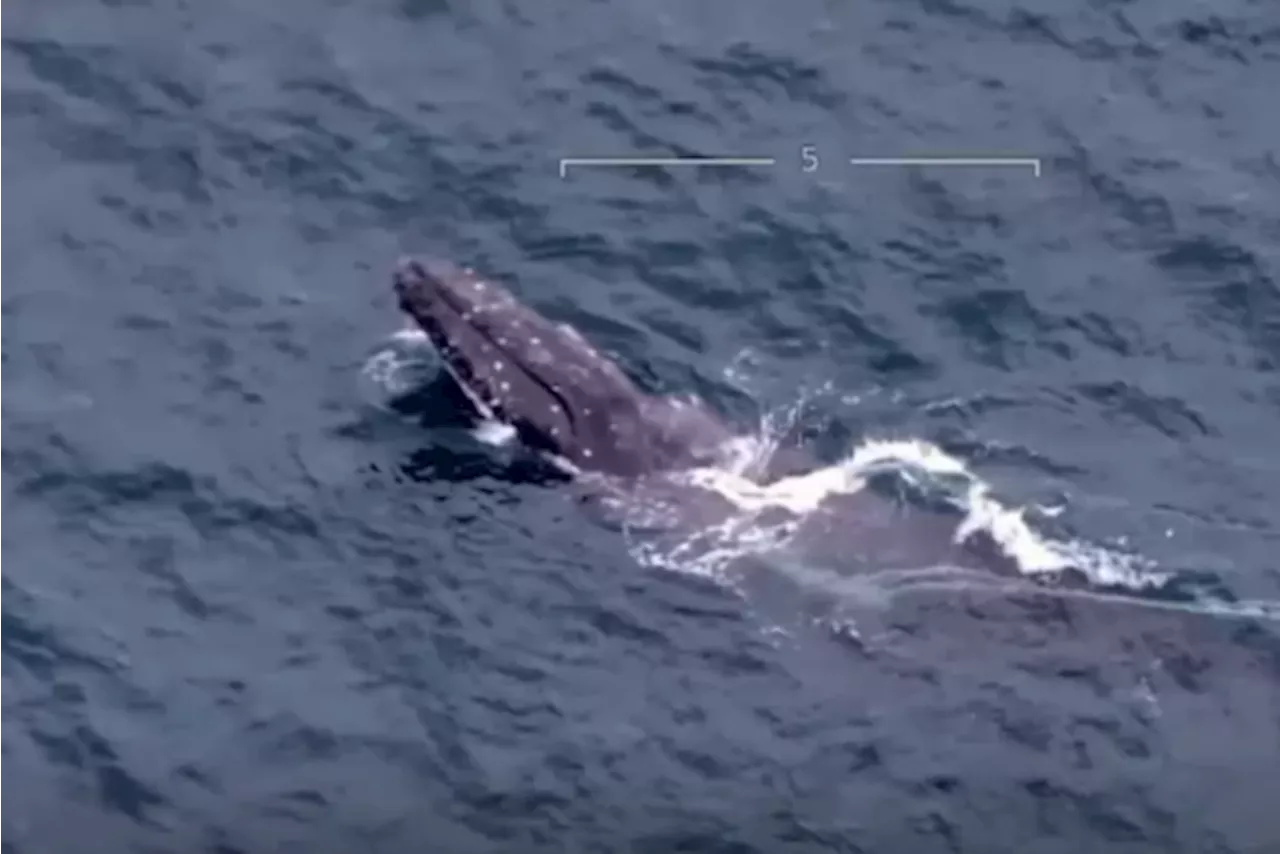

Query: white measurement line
[850,157,1043,177]
[559,156,777,178]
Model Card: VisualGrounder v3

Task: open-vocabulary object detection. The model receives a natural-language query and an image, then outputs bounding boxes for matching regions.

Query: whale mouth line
[430,289,580,441]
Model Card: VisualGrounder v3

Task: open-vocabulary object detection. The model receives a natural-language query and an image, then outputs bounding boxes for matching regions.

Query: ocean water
[3,1,1279,852]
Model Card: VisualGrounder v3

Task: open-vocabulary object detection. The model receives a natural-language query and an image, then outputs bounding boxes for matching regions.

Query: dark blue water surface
[4,1,1280,851]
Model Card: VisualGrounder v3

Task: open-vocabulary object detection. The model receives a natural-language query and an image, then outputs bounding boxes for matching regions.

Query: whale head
[393,257,731,476]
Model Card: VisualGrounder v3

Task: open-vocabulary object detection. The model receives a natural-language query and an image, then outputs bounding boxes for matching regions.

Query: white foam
[629,434,1168,596]
[390,326,429,346]
[473,420,518,446]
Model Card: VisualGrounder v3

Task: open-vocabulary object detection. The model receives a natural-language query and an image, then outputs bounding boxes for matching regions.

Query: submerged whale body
[393,257,733,477]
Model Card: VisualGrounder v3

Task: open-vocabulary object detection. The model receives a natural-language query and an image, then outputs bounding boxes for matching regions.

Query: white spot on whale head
[583,448,594,459]
[494,361,505,372]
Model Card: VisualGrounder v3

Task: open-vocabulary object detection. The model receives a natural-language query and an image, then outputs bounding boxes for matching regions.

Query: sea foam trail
[649,437,1164,594]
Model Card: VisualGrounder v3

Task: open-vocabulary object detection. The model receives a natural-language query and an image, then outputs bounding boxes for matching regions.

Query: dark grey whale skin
[393,256,734,478]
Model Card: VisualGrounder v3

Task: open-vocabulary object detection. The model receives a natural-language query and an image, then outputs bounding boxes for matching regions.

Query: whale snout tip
[393,256,429,292]
[394,257,447,315]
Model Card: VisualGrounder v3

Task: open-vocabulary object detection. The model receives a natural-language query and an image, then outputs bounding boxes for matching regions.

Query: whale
[386,257,1181,591]
[392,256,735,478]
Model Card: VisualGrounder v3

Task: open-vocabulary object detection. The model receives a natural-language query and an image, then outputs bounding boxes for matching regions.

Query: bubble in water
[356,327,437,409]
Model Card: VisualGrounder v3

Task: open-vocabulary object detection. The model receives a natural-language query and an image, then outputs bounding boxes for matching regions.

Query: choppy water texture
[4,1,1280,851]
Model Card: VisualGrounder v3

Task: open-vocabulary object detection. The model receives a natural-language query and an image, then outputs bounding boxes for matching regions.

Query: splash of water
[360,326,517,446]
[362,331,1276,623]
